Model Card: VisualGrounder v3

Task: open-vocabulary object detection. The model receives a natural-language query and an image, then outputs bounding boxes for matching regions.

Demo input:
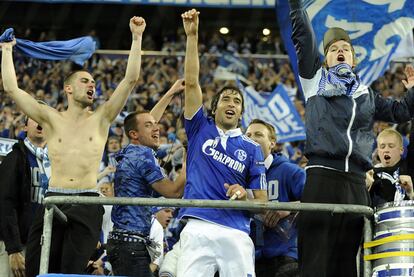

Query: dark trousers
[298,168,370,277]
[256,255,299,277]
[107,237,153,277]
[25,192,103,277]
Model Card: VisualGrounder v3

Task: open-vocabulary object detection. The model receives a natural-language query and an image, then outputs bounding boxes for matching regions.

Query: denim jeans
[107,237,153,277]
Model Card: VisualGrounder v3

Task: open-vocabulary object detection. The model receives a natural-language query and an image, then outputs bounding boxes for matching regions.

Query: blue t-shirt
[256,153,305,259]
[111,144,165,235]
[27,151,48,213]
[179,108,267,234]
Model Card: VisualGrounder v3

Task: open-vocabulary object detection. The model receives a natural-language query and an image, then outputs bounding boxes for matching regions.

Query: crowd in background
[0,45,410,169]
[0,33,412,276]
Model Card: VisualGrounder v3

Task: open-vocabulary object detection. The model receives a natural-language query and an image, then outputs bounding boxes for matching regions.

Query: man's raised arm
[182,9,203,119]
[150,79,184,122]
[102,16,146,122]
[1,40,51,125]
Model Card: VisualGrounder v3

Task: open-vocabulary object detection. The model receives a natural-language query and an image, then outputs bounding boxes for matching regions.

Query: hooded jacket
[289,0,414,175]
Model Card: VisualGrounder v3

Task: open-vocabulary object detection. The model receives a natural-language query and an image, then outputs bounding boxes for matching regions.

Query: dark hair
[63,70,90,86]
[123,110,150,139]
[248,118,277,142]
[210,86,245,116]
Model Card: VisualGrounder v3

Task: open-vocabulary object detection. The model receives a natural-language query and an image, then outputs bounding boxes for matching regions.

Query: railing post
[39,205,54,274]
[363,216,372,277]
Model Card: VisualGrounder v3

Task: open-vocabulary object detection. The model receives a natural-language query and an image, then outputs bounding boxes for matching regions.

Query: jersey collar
[216,126,243,138]
[264,154,274,170]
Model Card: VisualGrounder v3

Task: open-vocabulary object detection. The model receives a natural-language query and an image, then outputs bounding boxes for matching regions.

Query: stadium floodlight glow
[219,27,229,35]
[262,28,271,36]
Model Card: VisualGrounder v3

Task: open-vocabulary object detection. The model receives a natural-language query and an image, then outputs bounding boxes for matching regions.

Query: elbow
[185,73,199,86]
[171,189,183,199]
[126,78,139,86]
[3,84,18,94]
[185,80,198,89]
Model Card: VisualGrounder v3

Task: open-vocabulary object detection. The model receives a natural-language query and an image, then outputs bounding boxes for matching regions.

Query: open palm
[403,64,414,89]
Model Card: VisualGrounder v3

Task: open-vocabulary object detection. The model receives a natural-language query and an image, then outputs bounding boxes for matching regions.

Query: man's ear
[64,84,72,94]
[270,141,276,151]
[128,130,138,140]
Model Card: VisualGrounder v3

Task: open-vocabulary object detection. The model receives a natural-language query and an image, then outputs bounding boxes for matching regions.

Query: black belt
[108,231,149,244]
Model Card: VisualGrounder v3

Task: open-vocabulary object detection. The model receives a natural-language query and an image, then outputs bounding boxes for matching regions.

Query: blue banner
[0,137,17,156]
[237,81,306,143]
[13,0,276,8]
[214,51,249,82]
[277,0,414,86]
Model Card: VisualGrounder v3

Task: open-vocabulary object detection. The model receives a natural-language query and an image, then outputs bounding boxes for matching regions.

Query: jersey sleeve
[184,106,208,140]
[289,166,306,200]
[248,145,267,190]
[137,150,166,187]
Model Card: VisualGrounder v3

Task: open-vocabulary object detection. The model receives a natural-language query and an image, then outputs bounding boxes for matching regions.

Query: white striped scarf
[24,137,51,181]
[318,63,360,97]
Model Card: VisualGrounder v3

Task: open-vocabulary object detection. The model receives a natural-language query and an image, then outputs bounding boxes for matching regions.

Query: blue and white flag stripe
[277,0,414,86]
[237,80,306,143]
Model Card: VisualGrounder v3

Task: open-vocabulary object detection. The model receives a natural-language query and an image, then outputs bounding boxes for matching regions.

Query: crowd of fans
[0,50,409,169]
[0,35,412,276]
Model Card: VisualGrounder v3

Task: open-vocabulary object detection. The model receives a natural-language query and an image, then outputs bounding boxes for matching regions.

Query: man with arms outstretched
[1,16,146,276]
[176,9,267,277]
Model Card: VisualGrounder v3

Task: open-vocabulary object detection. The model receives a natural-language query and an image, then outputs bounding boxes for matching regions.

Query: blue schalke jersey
[179,108,267,234]
[256,153,305,259]
[111,144,165,235]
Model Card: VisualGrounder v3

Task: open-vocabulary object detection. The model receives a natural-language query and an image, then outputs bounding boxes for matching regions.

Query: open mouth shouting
[225,110,236,118]
[337,54,345,62]
[383,154,391,162]
[152,133,159,140]
[86,89,94,100]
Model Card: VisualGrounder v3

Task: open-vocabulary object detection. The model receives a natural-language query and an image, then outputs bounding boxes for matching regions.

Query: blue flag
[276,0,414,86]
[237,80,306,143]
[0,28,95,66]
[214,51,249,82]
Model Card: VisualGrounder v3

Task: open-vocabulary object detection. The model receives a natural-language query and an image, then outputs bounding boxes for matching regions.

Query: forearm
[251,189,268,202]
[97,171,108,181]
[289,0,321,78]
[124,35,143,84]
[1,45,19,93]
[185,35,199,87]
[173,171,186,197]
[2,208,23,254]
[150,93,174,122]
[101,35,143,122]
[184,35,203,117]
[374,88,414,123]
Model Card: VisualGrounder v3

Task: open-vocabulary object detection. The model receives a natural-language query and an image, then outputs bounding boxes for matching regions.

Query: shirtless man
[1,16,146,276]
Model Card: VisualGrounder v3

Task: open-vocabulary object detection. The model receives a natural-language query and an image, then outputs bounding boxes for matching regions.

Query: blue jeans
[107,237,153,277]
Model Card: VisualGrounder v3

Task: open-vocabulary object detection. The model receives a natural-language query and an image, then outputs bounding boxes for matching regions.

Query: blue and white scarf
[376,168,405,202]
[318,63,360,97]
[24,137,51,182]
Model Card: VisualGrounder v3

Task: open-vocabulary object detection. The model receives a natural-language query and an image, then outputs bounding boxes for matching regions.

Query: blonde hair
[377,128,403,147]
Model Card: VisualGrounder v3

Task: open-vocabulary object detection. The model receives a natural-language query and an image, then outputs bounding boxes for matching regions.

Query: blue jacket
[111,144,165,235]
[255,153,305,259]
[289,0,414,175]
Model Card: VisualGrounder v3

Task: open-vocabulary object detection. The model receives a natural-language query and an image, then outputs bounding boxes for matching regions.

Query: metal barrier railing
[40,196,374,276]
